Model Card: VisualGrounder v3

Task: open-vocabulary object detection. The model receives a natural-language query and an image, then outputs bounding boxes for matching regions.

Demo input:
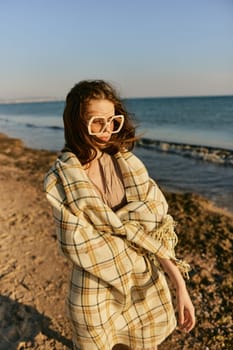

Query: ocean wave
[137,138,233,166]
[0,117,63,131]
[25,123,63,130]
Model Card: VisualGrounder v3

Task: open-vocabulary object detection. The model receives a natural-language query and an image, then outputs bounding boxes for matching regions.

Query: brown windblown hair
[63,80,138,164]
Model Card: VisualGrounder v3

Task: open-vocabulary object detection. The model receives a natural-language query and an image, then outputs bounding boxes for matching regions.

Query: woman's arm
[158,257,195,333]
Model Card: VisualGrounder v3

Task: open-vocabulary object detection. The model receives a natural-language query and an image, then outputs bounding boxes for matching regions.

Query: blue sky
[0,0,233,100]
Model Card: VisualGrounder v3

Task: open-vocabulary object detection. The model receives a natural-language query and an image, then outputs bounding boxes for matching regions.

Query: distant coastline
[1,93,233,105]
[0,97,64,104]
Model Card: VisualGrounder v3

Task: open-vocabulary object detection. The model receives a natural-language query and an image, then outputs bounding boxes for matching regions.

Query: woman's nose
[105,121,112,132]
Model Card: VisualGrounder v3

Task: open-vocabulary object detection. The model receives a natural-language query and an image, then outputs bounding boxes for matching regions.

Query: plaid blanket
[44,151,188,349]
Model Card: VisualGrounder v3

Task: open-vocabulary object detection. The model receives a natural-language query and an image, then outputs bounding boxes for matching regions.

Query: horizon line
[0,93,233,104]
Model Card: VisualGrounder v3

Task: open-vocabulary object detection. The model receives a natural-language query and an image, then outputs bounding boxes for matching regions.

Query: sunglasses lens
[111,116,124,133]
[89,117,106,134]
[88,115,124,135]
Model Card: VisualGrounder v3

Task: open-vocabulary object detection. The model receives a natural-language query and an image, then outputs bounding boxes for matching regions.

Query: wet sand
[0,133,232,349]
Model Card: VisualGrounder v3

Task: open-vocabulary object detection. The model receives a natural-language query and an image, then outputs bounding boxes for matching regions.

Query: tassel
[126,215,191,279]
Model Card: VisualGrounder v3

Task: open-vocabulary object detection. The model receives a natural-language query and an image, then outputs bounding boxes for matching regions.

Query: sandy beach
[0,133,232,350]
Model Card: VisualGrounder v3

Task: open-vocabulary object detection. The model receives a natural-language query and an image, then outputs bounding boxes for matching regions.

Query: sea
[0,95,233,212]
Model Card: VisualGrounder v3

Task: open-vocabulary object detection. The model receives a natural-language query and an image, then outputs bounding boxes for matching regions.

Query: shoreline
[0,131,232,216]
[0,132,232,349]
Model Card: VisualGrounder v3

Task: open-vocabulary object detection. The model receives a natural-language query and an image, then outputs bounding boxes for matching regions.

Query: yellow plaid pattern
[44,151,181,349]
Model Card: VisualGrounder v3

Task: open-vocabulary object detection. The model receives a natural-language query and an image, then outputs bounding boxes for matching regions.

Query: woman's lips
[100,138,109,142]
[98,135,111,142]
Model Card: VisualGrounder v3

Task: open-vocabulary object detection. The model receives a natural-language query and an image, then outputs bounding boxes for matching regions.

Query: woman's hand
[157,258,195,332]
[176,285,195,332]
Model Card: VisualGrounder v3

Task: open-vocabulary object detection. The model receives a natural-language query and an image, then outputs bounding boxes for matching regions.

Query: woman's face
[85,99,115,144]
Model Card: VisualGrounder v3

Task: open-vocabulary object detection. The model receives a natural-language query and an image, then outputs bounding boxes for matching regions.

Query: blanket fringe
[127,215,191,279]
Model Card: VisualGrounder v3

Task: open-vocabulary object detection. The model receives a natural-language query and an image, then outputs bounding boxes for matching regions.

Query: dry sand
[0,133,232,350]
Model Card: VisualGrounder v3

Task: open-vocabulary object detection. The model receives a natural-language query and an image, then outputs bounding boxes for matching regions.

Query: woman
[44,80,195,350]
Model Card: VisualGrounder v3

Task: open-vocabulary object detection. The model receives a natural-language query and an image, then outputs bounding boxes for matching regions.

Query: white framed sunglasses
[87,115,124,136]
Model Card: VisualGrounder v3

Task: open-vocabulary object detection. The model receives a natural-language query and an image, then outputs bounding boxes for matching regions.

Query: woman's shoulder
[45,151,82,179]
[116,150,146,170]
[54,151,82,168]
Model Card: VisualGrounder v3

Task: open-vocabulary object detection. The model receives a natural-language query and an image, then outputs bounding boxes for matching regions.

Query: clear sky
[1,0,233,100]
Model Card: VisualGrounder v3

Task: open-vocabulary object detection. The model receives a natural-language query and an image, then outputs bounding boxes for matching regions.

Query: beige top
[85,152,126,211]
